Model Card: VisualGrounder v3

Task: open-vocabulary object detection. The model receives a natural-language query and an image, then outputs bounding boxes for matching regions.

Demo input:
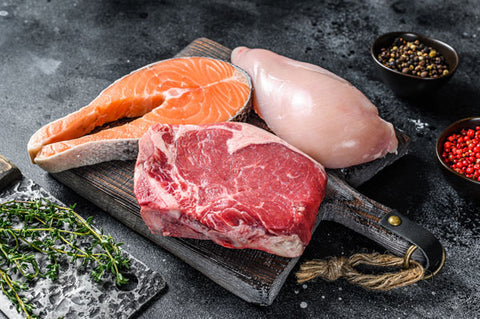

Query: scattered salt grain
[409,118,429,130]
[300,301,308,309]
[0,10,8,16]
[302,284,308,289]
[338,287,343,291]
[338,297,342,301]
[321,295,325,299]
[294,289,299,294]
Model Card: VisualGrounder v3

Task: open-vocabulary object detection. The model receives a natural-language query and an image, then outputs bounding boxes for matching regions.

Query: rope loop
[296,253,425,291]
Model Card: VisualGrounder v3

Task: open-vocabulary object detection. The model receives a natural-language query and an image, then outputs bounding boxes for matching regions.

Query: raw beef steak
[134,122,327,257]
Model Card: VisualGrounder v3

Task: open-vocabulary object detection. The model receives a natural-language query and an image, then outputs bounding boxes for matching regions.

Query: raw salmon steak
[134,122,327,258]
[28,57,252,172]
[231,47,398,169]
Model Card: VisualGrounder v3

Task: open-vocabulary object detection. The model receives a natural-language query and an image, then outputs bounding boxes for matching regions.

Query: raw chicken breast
[231,47,398,169]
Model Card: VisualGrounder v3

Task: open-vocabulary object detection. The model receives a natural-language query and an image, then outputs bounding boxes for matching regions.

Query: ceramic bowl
[436,117,480,196]
[371,31,459,98]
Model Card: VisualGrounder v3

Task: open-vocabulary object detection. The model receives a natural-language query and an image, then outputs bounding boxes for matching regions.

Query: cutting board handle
[321,173,445,276]
[0,155,22,191]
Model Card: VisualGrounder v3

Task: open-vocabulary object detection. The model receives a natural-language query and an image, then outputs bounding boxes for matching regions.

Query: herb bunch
[0,199,130,319]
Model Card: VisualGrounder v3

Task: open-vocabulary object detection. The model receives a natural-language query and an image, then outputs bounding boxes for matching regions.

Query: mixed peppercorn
[441,126,480,182]
[377,37,449,78]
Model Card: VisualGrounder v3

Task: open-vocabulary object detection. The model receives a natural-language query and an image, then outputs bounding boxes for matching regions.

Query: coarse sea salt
[300,301,308,309]
[409,118,429,130]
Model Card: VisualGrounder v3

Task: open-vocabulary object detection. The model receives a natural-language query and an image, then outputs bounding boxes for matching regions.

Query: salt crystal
[302,284,308,289]
[300,301,308,309]
[338,297,342,301]
[321,295,325,299]
[409,118,429,131]
[294,289,299,294]
[0,10,8,16]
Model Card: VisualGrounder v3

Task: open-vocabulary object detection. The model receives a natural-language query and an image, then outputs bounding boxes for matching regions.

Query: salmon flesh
[28,57,252,172]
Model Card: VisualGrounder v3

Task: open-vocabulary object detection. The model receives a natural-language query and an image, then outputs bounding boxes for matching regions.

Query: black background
[0,1,478,318]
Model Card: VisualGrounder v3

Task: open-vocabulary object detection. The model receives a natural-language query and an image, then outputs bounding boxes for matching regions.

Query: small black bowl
[436,117,480,196]
[371,31,459,98]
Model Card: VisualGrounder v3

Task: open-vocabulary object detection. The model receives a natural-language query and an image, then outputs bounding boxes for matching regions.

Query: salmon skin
[28,57,252,173]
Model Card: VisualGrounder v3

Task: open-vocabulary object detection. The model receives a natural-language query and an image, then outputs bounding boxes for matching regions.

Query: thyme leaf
[0,199,130,319]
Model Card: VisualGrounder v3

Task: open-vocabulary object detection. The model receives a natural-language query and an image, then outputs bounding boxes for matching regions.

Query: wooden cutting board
[52,38,410,306]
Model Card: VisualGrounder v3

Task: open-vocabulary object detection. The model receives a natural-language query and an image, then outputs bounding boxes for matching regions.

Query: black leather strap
[379,210,445,273]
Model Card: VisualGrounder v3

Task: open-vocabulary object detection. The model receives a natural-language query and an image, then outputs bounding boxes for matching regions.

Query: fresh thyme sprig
[0,199,130,319]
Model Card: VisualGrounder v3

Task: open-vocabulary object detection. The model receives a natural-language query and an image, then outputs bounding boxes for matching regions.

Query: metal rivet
[388,215,402,226]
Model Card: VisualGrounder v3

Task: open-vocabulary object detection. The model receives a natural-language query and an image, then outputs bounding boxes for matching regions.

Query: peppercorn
[442,126,480,182]
[377,37,449,79]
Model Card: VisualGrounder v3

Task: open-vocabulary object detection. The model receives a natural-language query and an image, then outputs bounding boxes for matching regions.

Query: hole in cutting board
[116,273,139,291]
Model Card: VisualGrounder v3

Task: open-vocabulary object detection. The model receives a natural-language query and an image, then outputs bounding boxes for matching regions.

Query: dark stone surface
[0,0,478,318]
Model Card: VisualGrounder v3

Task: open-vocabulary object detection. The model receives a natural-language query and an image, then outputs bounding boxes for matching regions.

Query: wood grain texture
[52,38,410,305]
[321,173,425,264]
